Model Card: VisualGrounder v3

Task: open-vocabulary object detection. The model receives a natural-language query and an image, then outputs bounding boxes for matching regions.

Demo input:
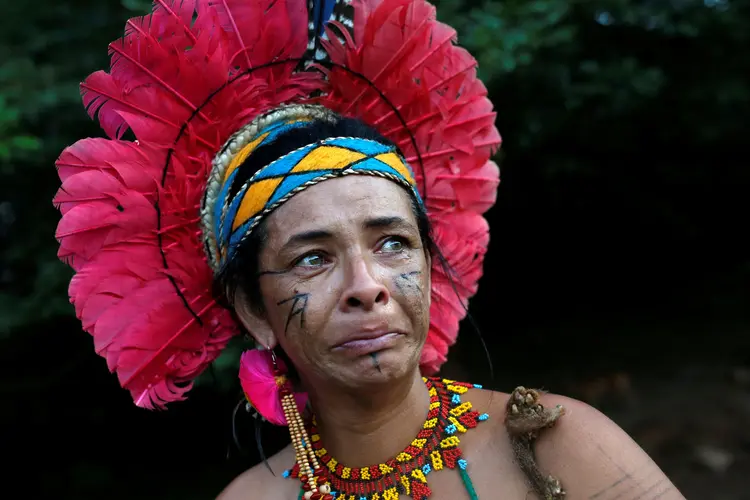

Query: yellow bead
[449,401,472,416]
[440,436,461,448]
[448,416,467,433]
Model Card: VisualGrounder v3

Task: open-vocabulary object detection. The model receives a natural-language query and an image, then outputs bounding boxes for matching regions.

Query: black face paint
[370,352,382,372]
[277,292,310,332]
[393,270,423,295]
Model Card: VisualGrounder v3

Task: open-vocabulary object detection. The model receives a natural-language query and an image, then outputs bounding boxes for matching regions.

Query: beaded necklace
[285,377,488,500]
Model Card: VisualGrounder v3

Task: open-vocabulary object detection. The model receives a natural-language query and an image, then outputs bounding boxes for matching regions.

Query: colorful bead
[291,378,486,500]
[449,402,473,417]
[479,413,489,421]
[411,469,427,483]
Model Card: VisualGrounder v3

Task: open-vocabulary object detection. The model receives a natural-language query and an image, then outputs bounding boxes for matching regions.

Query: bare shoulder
[506,389,686,500]
[216,445,299,500]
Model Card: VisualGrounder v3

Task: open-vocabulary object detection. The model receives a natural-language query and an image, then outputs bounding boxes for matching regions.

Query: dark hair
[213,113,436,314]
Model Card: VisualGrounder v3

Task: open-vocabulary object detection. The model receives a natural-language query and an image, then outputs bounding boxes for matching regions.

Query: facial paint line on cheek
[393,270,423,295]
[277,292,310,333]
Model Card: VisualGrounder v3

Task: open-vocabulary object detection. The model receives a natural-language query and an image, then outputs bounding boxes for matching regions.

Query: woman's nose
[339,256,390,312]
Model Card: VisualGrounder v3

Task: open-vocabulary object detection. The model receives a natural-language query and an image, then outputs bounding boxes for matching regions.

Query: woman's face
[237,175,431,389]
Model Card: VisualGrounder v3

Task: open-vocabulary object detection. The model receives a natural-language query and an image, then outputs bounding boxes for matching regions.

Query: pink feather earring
[238,347,308,426]
[239,348,332,498]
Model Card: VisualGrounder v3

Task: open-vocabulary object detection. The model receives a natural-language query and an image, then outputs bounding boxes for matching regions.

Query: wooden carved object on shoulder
[505,387,567,500]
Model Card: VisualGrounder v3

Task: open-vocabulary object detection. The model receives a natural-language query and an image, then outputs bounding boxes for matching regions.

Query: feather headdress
[54,0,501,409]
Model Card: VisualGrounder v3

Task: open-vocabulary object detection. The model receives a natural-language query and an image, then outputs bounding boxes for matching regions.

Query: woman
[54,0,685,498]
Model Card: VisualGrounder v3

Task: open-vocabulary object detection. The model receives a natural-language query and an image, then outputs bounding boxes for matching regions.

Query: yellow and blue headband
[201,107,423,272]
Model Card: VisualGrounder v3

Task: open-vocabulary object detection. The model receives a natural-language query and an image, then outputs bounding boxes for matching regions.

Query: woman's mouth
[333,332,404,356]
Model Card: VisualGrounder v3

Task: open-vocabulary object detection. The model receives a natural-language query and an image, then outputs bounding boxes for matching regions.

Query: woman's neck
[306,369,430,467]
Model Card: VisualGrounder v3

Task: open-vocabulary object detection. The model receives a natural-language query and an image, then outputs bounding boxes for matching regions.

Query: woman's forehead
[263,176,418,241]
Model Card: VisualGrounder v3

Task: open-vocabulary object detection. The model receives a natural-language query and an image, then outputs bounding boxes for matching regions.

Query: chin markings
[370,352,382,372]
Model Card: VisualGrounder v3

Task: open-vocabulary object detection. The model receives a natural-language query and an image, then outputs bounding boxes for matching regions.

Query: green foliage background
[1,0,747,497]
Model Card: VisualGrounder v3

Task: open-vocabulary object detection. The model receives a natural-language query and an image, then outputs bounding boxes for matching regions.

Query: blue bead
[451,394,461,404]
[282,470,290,478]
[445,424,456,434]
[458,459,468,470]
[474,384,483,389]
[478,413,489,421]
[422,464,432,475]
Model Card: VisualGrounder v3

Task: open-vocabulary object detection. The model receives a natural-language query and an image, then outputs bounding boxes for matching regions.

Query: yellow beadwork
[281,389,329,498]
[288,378,489,499]
[447,384,469,394]
[411,438,427,448]
[428,386,437,397]
[440,436,461,448]
[411,469,427,483]
[383,487,399,500]
[449,416,467,433]
[431,451,444,470]
[400,475,411,495]
[450,401,473,416]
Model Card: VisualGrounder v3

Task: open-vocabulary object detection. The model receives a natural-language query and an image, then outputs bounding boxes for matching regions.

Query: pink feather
[55,0,500,409]
[239,350,308,426]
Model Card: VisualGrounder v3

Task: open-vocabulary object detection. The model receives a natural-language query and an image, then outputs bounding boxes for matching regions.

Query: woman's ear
[233,292,277,349]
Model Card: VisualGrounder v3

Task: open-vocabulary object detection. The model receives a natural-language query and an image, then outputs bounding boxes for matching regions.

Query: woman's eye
[380,237,406,253]
[296,253,326,268]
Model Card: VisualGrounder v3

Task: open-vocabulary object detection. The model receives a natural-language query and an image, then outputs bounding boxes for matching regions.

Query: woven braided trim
[200,104,338,271]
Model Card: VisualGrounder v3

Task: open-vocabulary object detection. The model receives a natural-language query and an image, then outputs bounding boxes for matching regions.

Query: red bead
[404,446,420,456]
[369,465,381,479]
[411,481,432,500]
[459,411,480,428]
[442,448,462,469]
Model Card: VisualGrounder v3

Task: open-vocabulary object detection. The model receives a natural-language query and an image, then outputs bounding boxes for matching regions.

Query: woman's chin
[341,347,418,385]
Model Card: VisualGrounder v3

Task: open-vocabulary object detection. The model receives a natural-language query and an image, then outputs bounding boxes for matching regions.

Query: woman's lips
[333,332,403,356]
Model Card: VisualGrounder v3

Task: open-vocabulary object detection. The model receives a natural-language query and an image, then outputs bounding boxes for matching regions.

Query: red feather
[55,0,500,408]
[320,0,500,373]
